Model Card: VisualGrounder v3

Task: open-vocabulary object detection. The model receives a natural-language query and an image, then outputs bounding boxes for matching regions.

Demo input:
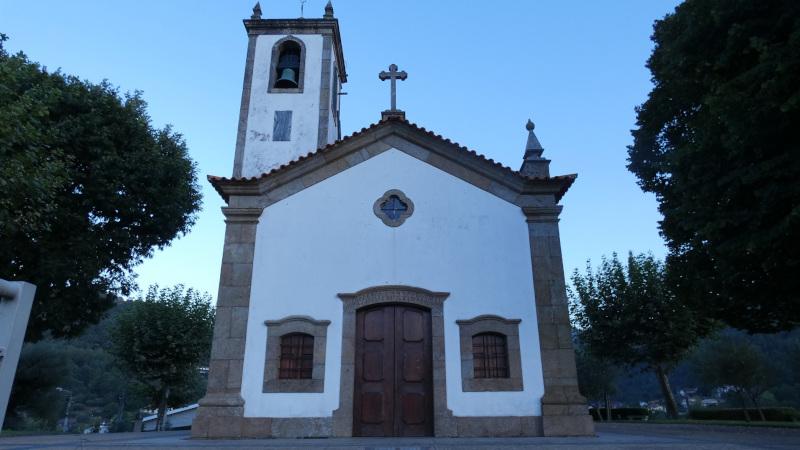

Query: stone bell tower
[232,1,347,178]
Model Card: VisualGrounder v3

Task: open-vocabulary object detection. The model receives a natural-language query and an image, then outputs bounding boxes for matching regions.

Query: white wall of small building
[141,404,197,431]
[241,148,545,418]
[241,34,324,177]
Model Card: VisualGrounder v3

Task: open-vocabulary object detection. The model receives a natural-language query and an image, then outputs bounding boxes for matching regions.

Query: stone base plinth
[453,415,542,437]
[542,413,595,436]
[191,394,244,439]
[539,386,595,436]
[193,414,547,438]
[192,414,332,439]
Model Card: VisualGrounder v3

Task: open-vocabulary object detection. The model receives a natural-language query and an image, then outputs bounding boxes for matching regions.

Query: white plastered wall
[241,34,324,177]
[241,148,545,418]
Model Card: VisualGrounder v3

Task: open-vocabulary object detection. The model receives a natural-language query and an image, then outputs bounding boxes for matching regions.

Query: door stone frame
[332,285,455,437]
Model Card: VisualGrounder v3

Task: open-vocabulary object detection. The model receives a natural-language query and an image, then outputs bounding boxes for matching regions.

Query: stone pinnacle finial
[525,118,544,156]
[520,117,550,177]
[251,2,262,19]
[324,1,334,18]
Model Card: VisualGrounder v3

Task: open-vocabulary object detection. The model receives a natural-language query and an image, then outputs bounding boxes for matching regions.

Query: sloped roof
[209,115,576,206]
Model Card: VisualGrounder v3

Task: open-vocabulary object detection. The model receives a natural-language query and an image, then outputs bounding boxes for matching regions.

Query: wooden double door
[353,304,434,436]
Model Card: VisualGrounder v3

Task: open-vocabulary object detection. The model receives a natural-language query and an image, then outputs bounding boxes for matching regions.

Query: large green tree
[627,0,800,332]
[109,285,214,431]
[0,35,202,339]
[570,253,711,418]
[691,333,773,421]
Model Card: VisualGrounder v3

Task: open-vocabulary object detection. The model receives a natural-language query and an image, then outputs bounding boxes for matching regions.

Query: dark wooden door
[353,304,433,436]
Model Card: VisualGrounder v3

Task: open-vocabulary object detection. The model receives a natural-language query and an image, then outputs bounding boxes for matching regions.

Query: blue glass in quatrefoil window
[380,195,408,221]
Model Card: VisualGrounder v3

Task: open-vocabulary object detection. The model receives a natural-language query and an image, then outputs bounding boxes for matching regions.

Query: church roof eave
[521,174,577,203]
[208,116,576,205]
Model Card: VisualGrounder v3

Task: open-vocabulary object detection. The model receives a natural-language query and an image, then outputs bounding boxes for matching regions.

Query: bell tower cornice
[242,19,347,83]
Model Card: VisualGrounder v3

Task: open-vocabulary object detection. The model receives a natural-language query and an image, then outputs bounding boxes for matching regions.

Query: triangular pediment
[209,117,575,208]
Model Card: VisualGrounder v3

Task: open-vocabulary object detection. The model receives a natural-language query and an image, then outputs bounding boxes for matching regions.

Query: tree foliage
[575,345,618,403]
[109,285,214,429]
[5,299,210,433]
[627,0,800,332]
[0,35,202,339]
[691,333,772,421]
[575,343,618,421]
[4,341,70,429]
[570,253,711,418]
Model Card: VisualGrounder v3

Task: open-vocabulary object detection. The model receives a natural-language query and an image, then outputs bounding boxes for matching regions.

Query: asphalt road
[0,422,798,449]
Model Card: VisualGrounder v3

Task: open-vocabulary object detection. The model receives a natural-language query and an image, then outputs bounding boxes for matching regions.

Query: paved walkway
[0,423,798,449]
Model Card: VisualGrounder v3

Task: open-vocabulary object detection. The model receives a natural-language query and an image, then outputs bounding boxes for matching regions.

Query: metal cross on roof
[379,64,407,112]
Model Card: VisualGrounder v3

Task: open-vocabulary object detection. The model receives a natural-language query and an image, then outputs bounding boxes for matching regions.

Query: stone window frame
[373,189,414,227]
[268,36,306,94]
[456,315,523,392]
[263,315,330,393]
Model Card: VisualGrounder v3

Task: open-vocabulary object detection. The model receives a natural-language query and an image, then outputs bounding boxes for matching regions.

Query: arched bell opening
[269,37,306,93]
[275,41,301,88]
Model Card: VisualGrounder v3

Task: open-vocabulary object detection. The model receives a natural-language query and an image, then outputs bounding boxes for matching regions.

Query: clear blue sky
[1,0,680,300]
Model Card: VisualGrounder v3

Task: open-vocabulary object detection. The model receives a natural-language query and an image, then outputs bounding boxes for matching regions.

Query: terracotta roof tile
[208,116,576,201]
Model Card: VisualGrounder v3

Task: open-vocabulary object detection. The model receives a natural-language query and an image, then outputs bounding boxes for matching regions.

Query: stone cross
[378,64,407,111]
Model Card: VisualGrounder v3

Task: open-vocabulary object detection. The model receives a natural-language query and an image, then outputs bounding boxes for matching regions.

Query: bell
[275,68,298,88]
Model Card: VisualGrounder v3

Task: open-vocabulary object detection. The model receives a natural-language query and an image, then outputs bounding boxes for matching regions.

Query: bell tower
[232,1,347,178]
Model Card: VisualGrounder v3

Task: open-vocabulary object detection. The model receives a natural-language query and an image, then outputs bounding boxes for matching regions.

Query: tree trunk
[738,389,751,422]
[604,390,612,421]
[655,366,679,419]
[116,393,126,430]
[156,386,170,431]
[749,391,766,422]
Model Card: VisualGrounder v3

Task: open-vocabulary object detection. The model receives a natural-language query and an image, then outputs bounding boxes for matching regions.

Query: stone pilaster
[232,34,257,178]
[192,207,261,439]
[524,205,594,437]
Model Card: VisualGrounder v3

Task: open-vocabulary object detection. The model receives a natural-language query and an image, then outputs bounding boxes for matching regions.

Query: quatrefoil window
[373,189,414,227]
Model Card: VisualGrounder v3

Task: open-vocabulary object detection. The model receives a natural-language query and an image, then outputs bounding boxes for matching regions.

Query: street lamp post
[56,387,72,433]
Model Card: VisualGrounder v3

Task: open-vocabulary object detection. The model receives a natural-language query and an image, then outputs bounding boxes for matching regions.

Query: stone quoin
[192,1,593,439]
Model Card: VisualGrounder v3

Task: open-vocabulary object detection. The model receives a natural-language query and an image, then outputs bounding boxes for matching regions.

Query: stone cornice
[523,205,563,223]
[243,18,347,83]
[221,207,263,223]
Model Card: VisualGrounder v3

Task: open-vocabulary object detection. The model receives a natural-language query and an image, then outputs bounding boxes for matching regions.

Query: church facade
[192,3,593,439]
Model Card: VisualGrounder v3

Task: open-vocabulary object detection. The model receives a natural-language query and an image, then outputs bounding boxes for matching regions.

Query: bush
[688,407,800,422]
[589,407,650,421]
